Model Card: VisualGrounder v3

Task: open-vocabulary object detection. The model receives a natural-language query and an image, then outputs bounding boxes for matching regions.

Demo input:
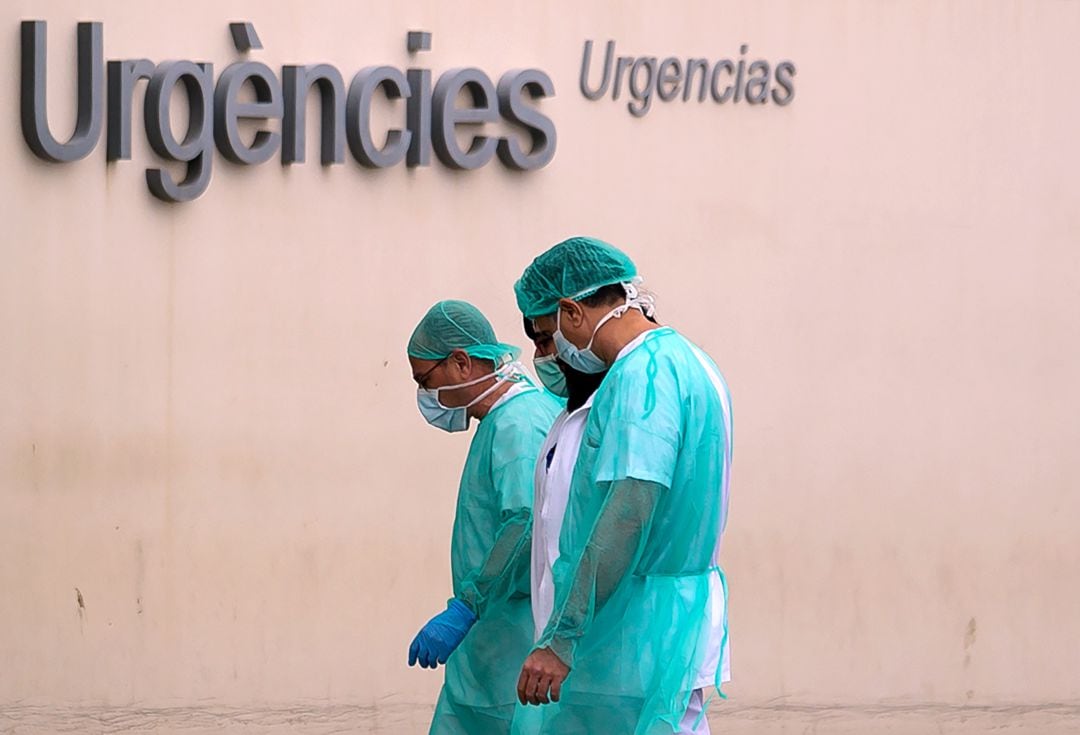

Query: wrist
[544,638,575,669]
[448,597,478,623]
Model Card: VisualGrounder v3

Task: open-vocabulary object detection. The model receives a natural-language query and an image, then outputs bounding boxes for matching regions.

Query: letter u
[21,21,103,162]
[580,40,615,101]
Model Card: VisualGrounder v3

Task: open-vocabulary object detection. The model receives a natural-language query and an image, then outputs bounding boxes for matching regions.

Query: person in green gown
[406,300,561,735]
[514,238,733,734]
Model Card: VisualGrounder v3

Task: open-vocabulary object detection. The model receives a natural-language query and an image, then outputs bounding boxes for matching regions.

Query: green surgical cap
[407,300,521,363]
[514,236,638,318]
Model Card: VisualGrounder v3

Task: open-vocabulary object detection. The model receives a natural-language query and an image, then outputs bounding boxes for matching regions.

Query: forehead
[531,314,557,334]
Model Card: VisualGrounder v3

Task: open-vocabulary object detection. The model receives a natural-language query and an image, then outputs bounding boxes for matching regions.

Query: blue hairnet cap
[407,300,521,363]
[514,236,638,319]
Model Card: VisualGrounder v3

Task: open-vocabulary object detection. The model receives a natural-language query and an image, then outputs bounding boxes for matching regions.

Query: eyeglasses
[414,356,448,388]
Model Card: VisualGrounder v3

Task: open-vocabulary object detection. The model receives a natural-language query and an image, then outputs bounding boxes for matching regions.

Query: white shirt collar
[566,393,595,418]
[490,379,533,412]
[614,327,662,363]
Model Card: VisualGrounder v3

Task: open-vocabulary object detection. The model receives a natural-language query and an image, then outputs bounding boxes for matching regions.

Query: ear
[446,349,472,379]
[558,298,586,328]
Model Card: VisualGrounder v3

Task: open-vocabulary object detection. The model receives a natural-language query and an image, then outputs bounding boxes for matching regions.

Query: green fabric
[408,300,521,363]
[456,511,530,617]
[432,688,539,735]
[431,386,562,735]
[532,327,732,734]
[541,478,661,668]
[514,236,638,319]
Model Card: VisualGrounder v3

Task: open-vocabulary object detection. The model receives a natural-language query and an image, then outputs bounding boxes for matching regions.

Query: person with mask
[522,317,606,643]
[513,237,733,734]
[406,300,561,735]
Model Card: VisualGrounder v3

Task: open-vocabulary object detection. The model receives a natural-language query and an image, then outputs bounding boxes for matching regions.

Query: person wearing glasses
[405,300,560,735]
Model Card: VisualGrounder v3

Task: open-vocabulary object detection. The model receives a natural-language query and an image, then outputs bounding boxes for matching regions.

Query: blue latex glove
[408,599,477,669]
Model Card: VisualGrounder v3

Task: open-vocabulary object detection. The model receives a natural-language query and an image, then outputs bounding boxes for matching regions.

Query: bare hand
[517,647,569,706]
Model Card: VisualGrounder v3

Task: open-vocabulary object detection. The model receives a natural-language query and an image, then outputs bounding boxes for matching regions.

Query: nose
[534,341,557,359]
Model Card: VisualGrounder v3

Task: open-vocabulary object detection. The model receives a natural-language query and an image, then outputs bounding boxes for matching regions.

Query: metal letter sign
[19,23,797,204]
[19,21,558,203]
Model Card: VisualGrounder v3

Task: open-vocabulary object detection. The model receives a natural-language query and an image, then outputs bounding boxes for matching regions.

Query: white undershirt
[530,396,594,640]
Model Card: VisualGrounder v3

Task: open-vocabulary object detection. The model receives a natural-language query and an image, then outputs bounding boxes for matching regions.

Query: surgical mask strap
[427,360,505,400]
[462,373,506,409]
[623,278,657,319]
[455,361,523,409]
[567,279,656,351]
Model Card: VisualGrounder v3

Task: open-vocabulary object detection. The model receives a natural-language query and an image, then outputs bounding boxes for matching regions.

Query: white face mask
[416,363,518,432]
[552,280,655,374]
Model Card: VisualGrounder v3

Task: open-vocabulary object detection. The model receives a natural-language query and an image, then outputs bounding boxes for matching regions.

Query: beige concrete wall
[2,1,1078,732]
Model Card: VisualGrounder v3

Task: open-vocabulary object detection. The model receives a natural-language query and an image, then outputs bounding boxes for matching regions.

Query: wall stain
[135,539,145,617]
[963,616,977,668]
[75,587,86,633]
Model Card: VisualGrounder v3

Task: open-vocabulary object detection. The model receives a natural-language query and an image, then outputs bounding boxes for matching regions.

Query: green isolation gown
[526,328,733,735]
[431,383,561,735]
